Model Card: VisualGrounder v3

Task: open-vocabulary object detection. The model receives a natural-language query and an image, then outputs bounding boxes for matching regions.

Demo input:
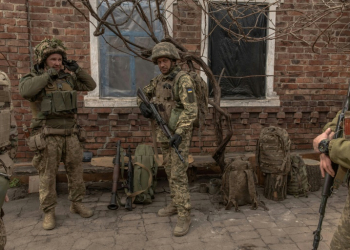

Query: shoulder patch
[186,87,195,103]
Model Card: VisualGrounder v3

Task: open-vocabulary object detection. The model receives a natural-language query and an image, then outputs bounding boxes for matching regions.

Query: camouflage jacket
[19,67,96,129]
[323,110,350,169]
[137,66,198,140]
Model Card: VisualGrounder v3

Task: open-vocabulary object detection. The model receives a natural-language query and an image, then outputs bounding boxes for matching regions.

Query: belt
[42,127,79,136]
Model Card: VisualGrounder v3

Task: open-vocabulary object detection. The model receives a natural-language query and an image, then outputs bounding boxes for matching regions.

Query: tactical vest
[30,72,77,129]
[0,87,11,151]
[0,76,13,209]
[151,68,183,132]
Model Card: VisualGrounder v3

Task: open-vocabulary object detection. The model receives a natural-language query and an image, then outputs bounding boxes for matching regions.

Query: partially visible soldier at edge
[19,38,96,230]
[137,42,198,236]
[0,71,18,249]
[313,110,350,250]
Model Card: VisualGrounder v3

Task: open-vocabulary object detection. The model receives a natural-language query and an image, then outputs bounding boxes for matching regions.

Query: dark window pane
[209,4,267,99]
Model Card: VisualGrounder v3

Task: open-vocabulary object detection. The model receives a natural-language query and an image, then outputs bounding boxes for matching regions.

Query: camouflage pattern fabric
[160,129,192,217]
[221,157,259,211]
[151,42,180,64]
[137,64,197,217]
[330,187,350,250]
[322,109,350,249]
[138,66,198,139]
[34,38,67,65]
[0,218,5,250]
[0,71,18,160]
[19,66,96,130]
[32,134,85,212]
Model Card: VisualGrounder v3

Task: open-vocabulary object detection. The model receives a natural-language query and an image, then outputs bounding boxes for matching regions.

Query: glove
[63,59,80,72]
[169,134,182,148]
[139,102,152,118]
[47,68,58,79]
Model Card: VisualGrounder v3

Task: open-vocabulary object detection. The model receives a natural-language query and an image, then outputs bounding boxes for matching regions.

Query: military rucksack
[221,157,267,212]
[132,144,158,204]
[256,126,291,175]
[287,154,309,197]
[174,71,208,127]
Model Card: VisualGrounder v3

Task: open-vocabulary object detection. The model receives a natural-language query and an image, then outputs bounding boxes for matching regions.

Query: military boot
[173,215,191,237]
[42,209,55,230]
[70,202,94,218]
[158,202,177,217]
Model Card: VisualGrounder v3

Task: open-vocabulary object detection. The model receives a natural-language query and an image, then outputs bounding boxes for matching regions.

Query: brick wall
[0,0,348,162]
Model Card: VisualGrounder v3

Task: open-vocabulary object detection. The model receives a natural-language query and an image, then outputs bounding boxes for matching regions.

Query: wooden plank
[91,154,194,168]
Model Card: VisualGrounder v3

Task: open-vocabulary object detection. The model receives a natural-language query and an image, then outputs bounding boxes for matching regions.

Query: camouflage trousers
[330,187,350,250]
[32,134,85,212]
[160,131,192,217]
[0,217,5,250]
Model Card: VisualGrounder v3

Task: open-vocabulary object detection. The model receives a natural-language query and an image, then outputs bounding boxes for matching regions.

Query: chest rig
[151,68,181,125]
[0,86,11,151]
[30,72,77,121]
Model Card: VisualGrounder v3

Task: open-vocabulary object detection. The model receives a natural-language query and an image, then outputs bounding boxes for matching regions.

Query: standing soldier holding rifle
[0,71,18,249]
[137,42,198,237]
[19,38,96,230]
[313,83,350,250]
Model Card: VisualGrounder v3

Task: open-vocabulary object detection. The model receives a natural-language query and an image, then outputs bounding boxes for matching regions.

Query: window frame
[200,0,280,107]
[85,0,280,107]
[85,0,174,107]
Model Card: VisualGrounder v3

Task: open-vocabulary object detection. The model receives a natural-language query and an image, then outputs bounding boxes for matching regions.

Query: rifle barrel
[137,87,185,163]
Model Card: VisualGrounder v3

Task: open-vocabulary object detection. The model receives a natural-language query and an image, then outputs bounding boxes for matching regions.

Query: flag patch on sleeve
[186,88,195,103]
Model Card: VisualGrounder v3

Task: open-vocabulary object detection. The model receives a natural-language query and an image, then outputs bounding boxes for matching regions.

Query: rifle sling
[126,162,152,198]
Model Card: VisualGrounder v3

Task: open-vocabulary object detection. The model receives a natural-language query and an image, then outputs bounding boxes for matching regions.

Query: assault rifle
[108,140,122,210]
[124,145,134,211]
[137,88,184,162]
[312,82,350,249]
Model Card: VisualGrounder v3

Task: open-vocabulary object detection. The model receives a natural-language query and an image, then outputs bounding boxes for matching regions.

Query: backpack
[175,71,208,128]
[132,144,158,204]
[287,154,309,197]
[221,157,268,212]
[256,126,291,175]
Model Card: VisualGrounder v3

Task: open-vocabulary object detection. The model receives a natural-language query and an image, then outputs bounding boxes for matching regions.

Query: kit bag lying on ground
[287,154,309,197]
[221,157,268,212]
[130,144,158,204]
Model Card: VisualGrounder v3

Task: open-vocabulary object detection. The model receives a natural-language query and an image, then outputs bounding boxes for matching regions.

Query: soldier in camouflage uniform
[0,71,18,249]
[137,42,198,236]
[313,111,350,250]
[19,38,96,230]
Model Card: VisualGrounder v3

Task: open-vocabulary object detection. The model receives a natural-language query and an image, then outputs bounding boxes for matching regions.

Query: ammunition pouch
[41,91,77,116]
[0,152,12,209]
[77,126,87,142]
[27,133,47,151]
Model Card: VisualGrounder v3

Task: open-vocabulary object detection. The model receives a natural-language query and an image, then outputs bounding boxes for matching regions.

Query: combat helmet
[151,42,180,64]
[34,38,67,65]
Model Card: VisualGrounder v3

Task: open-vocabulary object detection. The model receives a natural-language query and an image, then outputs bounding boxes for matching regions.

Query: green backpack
[287,154,309,197]
[132,144,158,204]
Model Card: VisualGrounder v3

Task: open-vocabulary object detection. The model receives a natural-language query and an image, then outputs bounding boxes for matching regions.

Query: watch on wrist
[318,139,330,155]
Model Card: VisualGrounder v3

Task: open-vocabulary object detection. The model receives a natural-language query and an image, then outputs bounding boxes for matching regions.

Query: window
[98,1,163,98]
[200,0,280,107]
[86,0,167,107]
[209,4,267,99]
